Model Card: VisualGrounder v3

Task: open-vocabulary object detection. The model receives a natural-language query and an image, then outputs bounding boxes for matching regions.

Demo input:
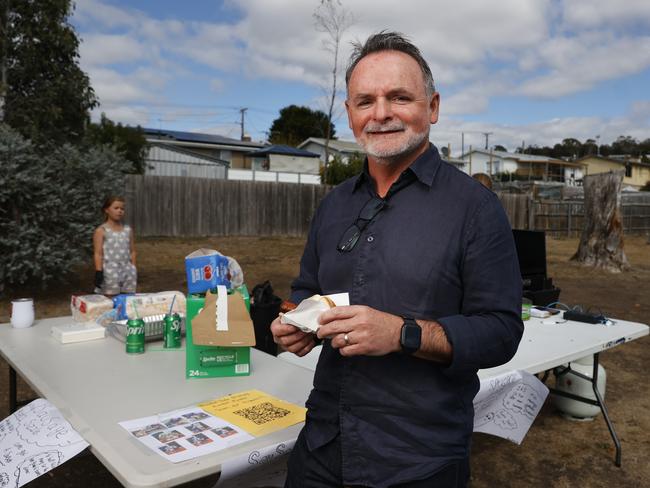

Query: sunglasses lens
[337,226,361,252]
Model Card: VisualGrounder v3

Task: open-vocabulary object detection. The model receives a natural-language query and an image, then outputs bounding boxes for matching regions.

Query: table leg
[550,354,622,467]
[591,353,622,467]
[9,366,17,413]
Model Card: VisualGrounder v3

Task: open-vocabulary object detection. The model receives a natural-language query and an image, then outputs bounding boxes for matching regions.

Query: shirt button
[367,235,374,242]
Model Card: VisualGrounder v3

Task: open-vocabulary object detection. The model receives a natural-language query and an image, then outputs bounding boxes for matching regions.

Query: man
[271,31,523,488]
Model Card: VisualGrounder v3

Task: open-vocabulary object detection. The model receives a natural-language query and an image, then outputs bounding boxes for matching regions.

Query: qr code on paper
[233,402,291,425]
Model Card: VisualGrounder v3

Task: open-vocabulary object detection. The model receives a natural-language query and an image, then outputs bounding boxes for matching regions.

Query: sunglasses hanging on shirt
[336,197,387,253]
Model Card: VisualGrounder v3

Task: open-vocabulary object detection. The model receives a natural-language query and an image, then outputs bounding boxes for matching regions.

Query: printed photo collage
[120,407,254,463]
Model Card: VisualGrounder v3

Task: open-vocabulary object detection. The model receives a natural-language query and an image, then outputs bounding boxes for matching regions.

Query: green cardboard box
[186,285,254,378]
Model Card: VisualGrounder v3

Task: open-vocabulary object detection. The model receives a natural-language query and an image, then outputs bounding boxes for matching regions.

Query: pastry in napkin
[280,294,337,333]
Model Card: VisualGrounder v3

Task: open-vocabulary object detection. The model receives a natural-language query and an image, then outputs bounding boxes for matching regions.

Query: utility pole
[482,132,492,150]
[461,132,465,157]
[596,135,601,156]
[239,107,248,141]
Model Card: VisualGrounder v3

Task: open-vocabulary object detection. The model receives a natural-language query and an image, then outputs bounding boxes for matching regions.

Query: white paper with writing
[473,370,549,444]
[214,439,295,488]
[0,399,89,487]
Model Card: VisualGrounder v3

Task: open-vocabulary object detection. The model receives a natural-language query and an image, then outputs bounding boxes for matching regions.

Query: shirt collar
[352,144,442,193]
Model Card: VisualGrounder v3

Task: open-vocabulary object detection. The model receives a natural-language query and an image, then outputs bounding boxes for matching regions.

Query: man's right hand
[271,316,317,357]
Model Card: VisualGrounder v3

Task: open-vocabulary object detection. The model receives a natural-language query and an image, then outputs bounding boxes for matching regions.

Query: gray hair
[345,31,436,98]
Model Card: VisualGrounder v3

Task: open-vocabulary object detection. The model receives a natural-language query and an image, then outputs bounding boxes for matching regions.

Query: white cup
[11,298,35,329]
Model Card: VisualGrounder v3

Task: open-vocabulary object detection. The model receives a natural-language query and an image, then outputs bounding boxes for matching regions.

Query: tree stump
[572,170,629,272]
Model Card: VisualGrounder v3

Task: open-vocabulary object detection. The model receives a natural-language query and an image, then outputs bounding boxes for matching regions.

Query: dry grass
[1,235,649,487]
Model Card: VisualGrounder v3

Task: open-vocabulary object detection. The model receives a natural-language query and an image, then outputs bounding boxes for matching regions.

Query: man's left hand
[317,305,402,357]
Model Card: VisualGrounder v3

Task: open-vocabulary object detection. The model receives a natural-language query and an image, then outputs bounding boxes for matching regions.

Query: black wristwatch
[400,317,421,354]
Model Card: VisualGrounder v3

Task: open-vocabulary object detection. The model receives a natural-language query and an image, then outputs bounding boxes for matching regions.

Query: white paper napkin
[280,293,349,333]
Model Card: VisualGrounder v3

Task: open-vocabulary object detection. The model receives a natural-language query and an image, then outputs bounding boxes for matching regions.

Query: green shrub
[0,124,133,289]
[321,153,364,185]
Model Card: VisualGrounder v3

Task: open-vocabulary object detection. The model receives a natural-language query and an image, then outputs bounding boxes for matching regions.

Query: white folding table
[280,316,649,467]
[0,316,316,488]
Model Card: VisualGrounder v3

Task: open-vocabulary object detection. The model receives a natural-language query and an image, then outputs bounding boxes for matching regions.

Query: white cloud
[87,68,158,105]
[72,0,650,142]
[74,0,141,29]
[79,34,145,66]
[561,0,650,29]
[434,100,650,155]
[519,34,650,97]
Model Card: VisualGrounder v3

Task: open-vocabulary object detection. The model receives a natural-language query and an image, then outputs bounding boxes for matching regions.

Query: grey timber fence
[124,175,650,237]
[496,192,650,237]
[125,175,329,237]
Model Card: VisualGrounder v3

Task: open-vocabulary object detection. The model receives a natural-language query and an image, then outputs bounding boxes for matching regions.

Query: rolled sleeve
[290,203,323,304]
[438,193,524,378]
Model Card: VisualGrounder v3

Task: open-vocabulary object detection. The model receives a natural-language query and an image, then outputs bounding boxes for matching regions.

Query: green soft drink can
[163,313,182,349]
[126,318,145,354]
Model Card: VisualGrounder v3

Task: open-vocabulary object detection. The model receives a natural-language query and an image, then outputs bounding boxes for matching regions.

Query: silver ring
[343,333,350,346]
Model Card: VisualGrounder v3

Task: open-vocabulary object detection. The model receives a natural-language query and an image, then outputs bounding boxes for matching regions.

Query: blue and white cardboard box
[185,249,230,294]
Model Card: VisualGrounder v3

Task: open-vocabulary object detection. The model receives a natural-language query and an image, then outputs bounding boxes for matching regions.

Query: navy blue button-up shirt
[290,145,523,487]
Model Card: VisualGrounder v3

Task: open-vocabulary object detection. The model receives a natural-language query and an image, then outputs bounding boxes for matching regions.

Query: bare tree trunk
[314,0,353,185]
[571,170,629,272]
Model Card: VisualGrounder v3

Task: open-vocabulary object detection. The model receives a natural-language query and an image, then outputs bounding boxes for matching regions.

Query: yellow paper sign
[199,390,306,437]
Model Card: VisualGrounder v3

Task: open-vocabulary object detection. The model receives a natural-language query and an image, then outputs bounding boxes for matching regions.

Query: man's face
[345,50,439,164]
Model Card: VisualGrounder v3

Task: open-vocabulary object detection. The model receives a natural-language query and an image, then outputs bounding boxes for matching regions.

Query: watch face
[401,320,421,353]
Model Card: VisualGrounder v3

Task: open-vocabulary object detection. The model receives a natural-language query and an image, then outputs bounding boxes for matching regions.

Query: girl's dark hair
[101,195,125,220]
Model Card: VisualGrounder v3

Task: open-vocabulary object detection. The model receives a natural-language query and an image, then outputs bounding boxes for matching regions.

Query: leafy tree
[321,152,363,185]
[610,135,639,156]
[86,114,148,174]
[268,105,335,147]
[493,144,508,152]
[1,0,97,147]
[0,124,133,289]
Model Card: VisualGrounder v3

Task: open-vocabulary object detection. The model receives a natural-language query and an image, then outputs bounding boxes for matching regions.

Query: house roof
[459,149,585,167]
[147,142,229,166]
[575,155,650,168]
[298,137,364,154]
[459,149,564,162]
[144,128,266,149]
[247,144,320,157]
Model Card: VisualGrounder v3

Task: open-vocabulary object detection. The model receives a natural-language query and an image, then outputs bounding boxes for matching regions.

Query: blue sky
[72,0,650,154]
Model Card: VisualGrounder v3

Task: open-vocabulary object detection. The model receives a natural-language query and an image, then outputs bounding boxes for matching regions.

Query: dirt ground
[1,235,649,487]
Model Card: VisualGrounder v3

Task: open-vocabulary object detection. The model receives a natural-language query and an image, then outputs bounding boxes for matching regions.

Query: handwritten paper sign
[0,399,89,487]
[215,439,295,487]
[473,370,549,444]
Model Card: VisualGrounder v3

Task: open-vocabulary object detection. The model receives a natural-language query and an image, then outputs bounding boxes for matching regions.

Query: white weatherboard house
[459,149,586,184]
[247,145,321,174]
[298,137,364,163]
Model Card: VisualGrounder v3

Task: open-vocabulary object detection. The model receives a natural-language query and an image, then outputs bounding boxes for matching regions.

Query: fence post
[528,196,535,230]
[567,202,572,238]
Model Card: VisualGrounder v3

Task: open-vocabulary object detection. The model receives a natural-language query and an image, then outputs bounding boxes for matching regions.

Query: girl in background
[93,196,137,296]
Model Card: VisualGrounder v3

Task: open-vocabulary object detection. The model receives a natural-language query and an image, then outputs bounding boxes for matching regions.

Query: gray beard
[359,128,430,166]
